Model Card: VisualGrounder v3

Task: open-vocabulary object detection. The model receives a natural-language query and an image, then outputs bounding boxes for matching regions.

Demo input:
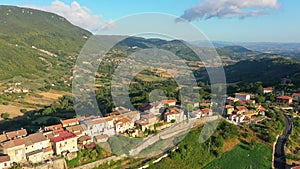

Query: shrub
[1,112,10,120]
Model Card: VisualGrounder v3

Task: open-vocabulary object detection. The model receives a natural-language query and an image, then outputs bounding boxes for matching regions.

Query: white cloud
[25,0,114,31]
[180,0,280,21]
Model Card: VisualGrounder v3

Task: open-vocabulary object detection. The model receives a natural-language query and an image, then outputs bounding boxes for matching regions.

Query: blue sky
[1,0,300,42]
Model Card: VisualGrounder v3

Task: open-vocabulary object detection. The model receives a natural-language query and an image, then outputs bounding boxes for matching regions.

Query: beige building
[23,133,53,163]
[164,107,185,123]
[114,117,135,134]
[0,138,26,162]
[0,155,12,169]
[49,131,78,155]
[61,118,80,127]
[5,129,27,140]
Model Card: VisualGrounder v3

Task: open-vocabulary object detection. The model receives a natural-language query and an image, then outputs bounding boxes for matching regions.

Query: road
[274,114,293,169]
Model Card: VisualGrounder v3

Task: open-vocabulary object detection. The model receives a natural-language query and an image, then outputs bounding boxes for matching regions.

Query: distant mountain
[0,5,92,80]
[195,57,300,87]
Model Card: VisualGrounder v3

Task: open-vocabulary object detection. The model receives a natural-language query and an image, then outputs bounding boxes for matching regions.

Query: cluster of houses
[224,93,267,124]
[265,87,300,105]
[0,99,213,168]
[276,92,300,105]
[2,82,29,94]
[223,88,300,124]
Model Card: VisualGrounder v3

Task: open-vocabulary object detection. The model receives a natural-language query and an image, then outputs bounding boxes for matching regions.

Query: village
[0,87,299,169]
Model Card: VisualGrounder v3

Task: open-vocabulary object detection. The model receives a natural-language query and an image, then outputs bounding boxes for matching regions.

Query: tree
[20,109,27,113]
[255,95,265,104]
[1,112,10,120]
[256,82,264,95]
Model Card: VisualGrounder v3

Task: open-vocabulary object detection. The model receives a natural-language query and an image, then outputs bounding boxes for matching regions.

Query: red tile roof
[192,109,202,115]
[45,124,64,132]
[6,129,27,139]
[0,138,25,149]
[0,155,10,163]
[258,106,266,111]
[236,106,248,111]
[50,131,76,143]
[118,117,130,123]
[201,108,212,114]
[103,117,113,122]
[23,133,47,146]
[61,118,80,126]
[162,100,177,104]
[0,134,8,143]
[225,105,234,109]
[66,124,85,135]
[292,93,300,97]
[277,96,293,100]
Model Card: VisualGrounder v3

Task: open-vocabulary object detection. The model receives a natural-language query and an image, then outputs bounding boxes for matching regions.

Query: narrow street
[274,114,293,169]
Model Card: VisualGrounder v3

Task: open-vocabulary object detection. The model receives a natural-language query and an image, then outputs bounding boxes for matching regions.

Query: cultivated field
[23,89,70,105]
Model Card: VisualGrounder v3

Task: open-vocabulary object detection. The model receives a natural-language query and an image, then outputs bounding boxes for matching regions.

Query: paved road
[274,114,293,169]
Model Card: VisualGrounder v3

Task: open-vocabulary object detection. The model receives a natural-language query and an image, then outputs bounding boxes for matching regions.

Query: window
[4,163,7,166]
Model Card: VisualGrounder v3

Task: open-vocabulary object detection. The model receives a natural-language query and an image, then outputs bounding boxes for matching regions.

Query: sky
[1,0,300,42]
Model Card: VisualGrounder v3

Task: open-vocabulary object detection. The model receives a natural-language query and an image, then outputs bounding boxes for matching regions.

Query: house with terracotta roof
[201,108,213,116]
[164,107,185,123]
[149,101,165,115]
[23,133,53,163]
[0,138,26,162]
[0,134,8,143]
[114,117,135,134]
[140,113,157,126]
[5,129,27,140]
[44,124,64,133]
[276,96,293,105]
[257,105,266,116]
[292,93,300,101]
[66,124,86,137]
[49,131,78,155]
[121,111,141,123]
[0,154,12,169]
[235,106,249,115]
[226,97,239,104]
[162,100,177,107]
[135,120,152,132]
[191,109,202,119]
[263,88,273,94]
[81,116,115,138]
[225,105,234,115]
[235,93,253,101]
[78,135,93,149]
[61,118,80,127]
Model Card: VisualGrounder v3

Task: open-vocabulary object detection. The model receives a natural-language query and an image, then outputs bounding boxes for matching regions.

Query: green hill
[195,57,300,88]
[0,5,92,80]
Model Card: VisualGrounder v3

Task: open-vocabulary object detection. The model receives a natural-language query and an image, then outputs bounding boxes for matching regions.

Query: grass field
[23,89,70,106]
[0,103,36,120]
[203,142,272,169]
